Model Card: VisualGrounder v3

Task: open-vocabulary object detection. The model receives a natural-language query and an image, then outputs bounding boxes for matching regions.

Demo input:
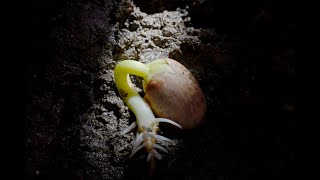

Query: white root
[154,134,174,144]
[153,144,168,153]
[132,133,144,150]
[156,118,182,129]
[130,142,146,158]
[151,149,162,160]
[121,121,137,135]
[147,151,153,162]
[124,119,179,161]
[146,132,174,144]
[128,131,176,160]
[147,149,163,162]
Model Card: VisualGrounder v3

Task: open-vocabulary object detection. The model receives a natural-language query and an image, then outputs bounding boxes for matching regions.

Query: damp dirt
[25,0,295,180]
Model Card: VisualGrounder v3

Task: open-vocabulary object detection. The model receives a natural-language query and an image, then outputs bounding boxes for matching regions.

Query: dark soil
[24,0,295,180]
